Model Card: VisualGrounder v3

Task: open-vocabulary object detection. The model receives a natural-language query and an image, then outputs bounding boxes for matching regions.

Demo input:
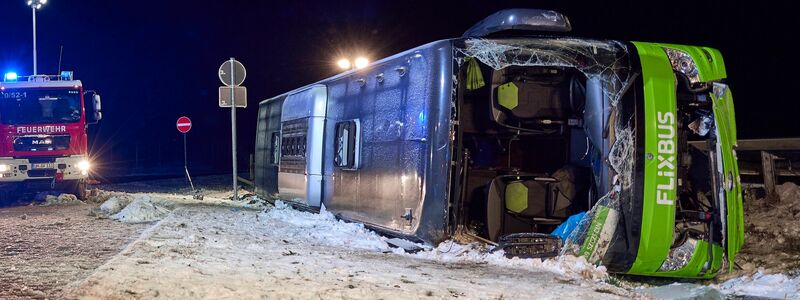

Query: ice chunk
[100,195,134,215]
[111,195,172,223]
[714,271,800,299]
[641,283,724,300]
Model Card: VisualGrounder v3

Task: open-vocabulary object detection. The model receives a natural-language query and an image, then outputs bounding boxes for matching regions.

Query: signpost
[176,116,194,191]
[218,58,247,200]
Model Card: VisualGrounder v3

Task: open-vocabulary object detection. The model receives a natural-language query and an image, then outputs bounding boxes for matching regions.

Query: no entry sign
[176,116,192,133]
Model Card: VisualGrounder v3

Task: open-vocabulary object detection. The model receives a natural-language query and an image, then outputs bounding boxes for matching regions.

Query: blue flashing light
[60,71,74,81]
[4,72,18,82]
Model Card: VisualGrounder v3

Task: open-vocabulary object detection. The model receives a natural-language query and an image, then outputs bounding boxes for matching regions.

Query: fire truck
[0,71,102,200]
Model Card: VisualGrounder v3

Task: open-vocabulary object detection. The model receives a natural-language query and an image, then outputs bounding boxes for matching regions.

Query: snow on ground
[110,195,173,223]
[412,241,608,282]
[88,176,269,224]
[0,203,151,299]
[714,271,800,299]
[65,194,630,299]
[263,200,610,282]
[263,201,394,252]
[98,194,134,214]
[47,175,800,299]
[42,193,81,206]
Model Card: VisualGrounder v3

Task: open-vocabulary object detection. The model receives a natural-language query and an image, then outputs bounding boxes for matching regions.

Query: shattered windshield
[456,38,633,105]
[0,88,82,124]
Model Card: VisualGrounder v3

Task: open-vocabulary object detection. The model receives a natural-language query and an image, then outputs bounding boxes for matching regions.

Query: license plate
[32,163,55,169]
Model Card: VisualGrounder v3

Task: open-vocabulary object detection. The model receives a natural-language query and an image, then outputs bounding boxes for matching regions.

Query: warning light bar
[4,72,18,82]
[1,71,77,83]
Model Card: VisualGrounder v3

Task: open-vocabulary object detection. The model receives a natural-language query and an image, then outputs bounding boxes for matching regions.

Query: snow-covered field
[64,199,630,299]
[5,176,800,299]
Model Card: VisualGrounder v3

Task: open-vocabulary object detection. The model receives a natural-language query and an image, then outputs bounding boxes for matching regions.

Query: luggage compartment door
[278,85,329,208]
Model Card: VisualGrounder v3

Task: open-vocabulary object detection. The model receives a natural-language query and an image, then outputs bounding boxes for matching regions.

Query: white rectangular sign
[219,86,247,108]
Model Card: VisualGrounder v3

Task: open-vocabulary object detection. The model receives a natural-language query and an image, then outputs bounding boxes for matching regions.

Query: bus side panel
[324,41,453,241]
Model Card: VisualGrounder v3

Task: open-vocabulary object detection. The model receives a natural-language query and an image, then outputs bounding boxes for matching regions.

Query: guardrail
[690,138,800,201]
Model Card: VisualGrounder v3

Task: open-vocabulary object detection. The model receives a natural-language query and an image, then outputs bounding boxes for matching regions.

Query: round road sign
[218,59,246,86]
[176,116,192,133]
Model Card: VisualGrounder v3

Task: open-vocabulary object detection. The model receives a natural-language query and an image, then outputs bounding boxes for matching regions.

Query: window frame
[334,119,361,170]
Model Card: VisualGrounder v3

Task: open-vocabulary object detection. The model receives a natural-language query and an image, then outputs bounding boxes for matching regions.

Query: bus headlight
[77,160,91,172]
[664,48,700,84]
[0,164,9,172]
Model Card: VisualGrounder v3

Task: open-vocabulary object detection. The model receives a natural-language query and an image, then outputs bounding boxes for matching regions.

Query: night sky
[1,0,796,179]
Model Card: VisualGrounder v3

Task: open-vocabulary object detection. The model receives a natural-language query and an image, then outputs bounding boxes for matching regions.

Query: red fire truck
[0,71,102,200]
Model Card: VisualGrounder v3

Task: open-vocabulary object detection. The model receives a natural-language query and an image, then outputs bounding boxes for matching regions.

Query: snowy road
[65,203,629,299]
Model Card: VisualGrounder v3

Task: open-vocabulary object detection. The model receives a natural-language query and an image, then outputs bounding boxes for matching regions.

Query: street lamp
[27,0,47,75]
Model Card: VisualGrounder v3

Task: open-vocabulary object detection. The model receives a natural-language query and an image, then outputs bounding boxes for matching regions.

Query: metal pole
[32,7,37,75]
[184,133,195,191]
[230,58,238,200]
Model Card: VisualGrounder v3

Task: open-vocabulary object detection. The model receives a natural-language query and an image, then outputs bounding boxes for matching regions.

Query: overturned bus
[253,9,743,278]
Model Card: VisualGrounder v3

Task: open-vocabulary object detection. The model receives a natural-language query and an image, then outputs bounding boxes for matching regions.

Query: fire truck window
[0,88,82,125]
[334,120,359,169]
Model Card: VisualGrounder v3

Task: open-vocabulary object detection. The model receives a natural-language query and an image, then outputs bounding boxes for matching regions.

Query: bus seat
[492,79,569,131]
[484,165,588,241]
[485,174,564,241]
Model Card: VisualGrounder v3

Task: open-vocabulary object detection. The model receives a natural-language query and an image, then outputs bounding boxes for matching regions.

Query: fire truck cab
[0,71,102,200]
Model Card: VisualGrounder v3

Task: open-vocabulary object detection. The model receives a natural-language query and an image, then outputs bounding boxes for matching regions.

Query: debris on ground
[733,182,800,275]
[237,194,270,209]
[42,194,82,206]
[110,195,173,223]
